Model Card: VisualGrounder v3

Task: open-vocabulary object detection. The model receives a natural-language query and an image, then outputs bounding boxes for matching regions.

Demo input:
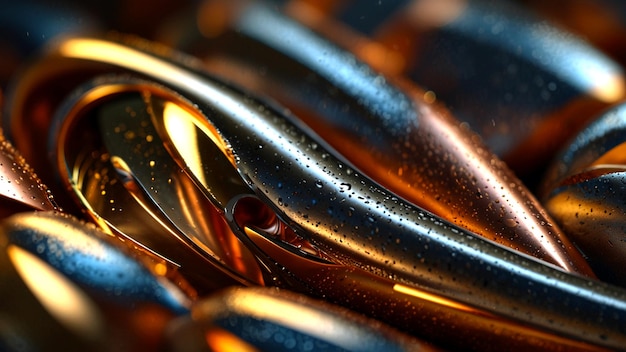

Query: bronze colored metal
[6,40,623,349]
[169,3,593,275]
[133,74,626,351]
[0,131,57,215]
[0,211,192,351]
[167,287,437,352]
[0,92,57,215]
[6,35,626,349]
[49,80,261,295]
[285,0,626,182]
[542,103,626,286]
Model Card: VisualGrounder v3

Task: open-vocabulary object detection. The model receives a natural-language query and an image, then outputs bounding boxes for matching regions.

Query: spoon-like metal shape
[284,0,626,182]
[49,78,262,295]
[169,2,593,276]
[0,211,191,351]
[166,287,438,352]
[52,78,438,350]
[94,87,263,284]
[541,103,626,286]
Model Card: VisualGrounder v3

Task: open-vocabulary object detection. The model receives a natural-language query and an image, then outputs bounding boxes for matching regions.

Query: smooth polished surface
[4,36,626,350]
[49,79,259,295]
[173,3,594,276]
[0,211,191,351]
[167,287,435,352]
[542,103,626,286]
[88,79,617,350]
[2,211,192,313]
[286,0,626,182]
[0,129,57,215]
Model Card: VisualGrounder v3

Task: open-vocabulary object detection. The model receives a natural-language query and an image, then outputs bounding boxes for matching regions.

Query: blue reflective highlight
[6,212,189,315]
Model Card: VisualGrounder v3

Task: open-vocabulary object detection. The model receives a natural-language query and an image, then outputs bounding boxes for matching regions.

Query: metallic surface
[285,0,626,181]
[167,287,435,352]
[129,67,626,350]
[50,80,259,295]
[0,211,191,351]
[542,103,626,286]
[3,37,624,349]
[0,93,56,214]
[4,35,626,349]
[41,77,615,349]
[171,3,593,276]
[2,210,192,313]
[0,132,57,215]
[51,82,434,351]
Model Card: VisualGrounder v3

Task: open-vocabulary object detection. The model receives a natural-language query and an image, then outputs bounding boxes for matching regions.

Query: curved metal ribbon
[542,103,626,286]
[170,2,594,276]
[5,37,625,350]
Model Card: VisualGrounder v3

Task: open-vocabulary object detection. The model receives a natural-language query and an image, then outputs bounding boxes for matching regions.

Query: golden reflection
[591,74,626,103]
[58,39,207,101]
[408,0,468,29]
[205,328,259,352]
[590,142,626,167]
[230,290,370,351]
[160,99,263,283]
[7,245,104,340]
[393,283,482,315]
[163,101,207,189]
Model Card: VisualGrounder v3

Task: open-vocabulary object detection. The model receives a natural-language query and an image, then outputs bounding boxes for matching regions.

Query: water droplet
[505,218,518,228]
[315,180,323,188]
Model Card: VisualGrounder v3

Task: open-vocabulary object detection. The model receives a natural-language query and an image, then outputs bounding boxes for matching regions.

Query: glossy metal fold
[0,211,191,351]
[284,0,626,181]
[168,3,593,275]
[541,103,626,286]
[0,93,56,215]
[0,131,57,215]
[4,39,624,349]
[166,287,436,352]
[48,79,262,295]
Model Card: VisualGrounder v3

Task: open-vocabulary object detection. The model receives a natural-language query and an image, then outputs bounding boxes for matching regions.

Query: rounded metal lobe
[542,102,626,286]
[0,211,190,351]
[545,169,626,286]
[167,287,435,352]
[2,211,192,313]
